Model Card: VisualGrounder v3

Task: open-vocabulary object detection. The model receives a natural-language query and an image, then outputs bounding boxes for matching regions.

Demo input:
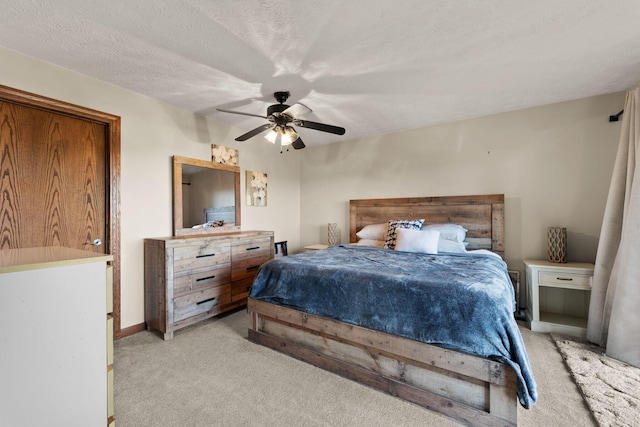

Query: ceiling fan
[216,91,345,151]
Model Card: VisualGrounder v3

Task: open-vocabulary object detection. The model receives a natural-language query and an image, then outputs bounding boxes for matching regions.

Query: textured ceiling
[2,0,640,147]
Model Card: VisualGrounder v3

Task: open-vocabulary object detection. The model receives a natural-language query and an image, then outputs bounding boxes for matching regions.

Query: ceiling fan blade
[282,102,312,118]
[235,123,272,141]
[291,137,305,150]
[217,108,268,119]
[296,120,345,135]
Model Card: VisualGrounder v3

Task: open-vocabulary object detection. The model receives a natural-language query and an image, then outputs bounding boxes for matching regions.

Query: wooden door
[0,102,106,252]
[0,85,121,336]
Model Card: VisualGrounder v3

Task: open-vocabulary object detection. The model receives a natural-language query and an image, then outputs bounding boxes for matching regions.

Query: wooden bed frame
[248,194,519,426]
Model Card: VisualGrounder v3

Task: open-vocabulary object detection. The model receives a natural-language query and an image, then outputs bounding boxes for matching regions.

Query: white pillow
[422,223,467,243]
[467,249,502,259]
[394,229,440,254]
[356,223,388,241]
[353,239,385,248]
[384,219,425,250]
[437,239,467,253]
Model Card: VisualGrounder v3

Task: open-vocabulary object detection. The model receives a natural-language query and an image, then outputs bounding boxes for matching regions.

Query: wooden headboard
[349,194,505,257]
[204,206,236,225]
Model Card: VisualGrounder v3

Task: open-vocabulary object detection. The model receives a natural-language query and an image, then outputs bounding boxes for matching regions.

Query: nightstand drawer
[538,271,592,289]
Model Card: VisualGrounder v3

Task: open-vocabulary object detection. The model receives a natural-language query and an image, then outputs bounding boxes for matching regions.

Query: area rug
[551,334,640,427]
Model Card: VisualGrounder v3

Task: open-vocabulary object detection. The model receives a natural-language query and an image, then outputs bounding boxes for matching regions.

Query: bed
[247,194,536,426]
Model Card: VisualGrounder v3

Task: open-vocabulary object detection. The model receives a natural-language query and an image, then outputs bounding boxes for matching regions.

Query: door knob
[84,238,103,247]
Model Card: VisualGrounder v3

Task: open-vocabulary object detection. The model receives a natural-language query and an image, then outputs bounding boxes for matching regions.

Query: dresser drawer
[106,264,113,314]
[538,271,592,289]
[231,237,272,261]
[107,366,114,420]
[107,315,114,366]
[173,242,230,273]
[231,277,254,302]
[173,285,231,322]
[173,265,230,295]
[231,254,271,282]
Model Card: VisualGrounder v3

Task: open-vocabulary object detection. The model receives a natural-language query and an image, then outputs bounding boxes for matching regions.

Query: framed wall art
[211,144,239,166]
[246,170,267,206]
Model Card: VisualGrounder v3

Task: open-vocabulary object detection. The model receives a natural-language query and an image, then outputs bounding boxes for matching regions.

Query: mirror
[173,155,241,236]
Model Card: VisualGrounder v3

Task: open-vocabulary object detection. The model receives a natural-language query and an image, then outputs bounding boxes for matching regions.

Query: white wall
[0,47,301,329]
[300,92,624,290]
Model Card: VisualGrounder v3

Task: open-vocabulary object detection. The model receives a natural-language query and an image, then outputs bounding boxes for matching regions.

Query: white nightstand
[523,259,594,338]
[304,244,329,252]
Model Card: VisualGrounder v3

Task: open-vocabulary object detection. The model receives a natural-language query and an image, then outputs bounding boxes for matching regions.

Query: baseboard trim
[116,322,146,339]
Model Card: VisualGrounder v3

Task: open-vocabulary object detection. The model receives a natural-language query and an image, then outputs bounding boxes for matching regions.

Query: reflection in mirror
[182,165,236,227]
[173,156,240,236]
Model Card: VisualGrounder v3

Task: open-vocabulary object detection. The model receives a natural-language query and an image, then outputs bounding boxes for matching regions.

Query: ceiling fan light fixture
[283,127,298,145]
[265,126,297,146]
[219,91,344,149]
[265,129,279,144]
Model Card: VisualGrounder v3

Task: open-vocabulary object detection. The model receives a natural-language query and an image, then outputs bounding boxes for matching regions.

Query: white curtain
[587,87,640,367]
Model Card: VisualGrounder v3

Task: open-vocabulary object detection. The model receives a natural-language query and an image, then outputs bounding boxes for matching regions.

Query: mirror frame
[173,155,241,236]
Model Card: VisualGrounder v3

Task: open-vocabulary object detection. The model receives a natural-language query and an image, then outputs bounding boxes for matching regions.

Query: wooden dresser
[145,230,274,340]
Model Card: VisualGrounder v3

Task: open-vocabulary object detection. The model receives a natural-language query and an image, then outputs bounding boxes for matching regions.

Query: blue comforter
[249,244,538,408]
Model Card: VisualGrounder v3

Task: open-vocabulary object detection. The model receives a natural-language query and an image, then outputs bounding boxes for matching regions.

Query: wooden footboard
[247,298,518,427]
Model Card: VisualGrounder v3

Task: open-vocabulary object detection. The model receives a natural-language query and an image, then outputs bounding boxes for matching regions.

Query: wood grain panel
[0,101,105,251]
[0,101,21,249]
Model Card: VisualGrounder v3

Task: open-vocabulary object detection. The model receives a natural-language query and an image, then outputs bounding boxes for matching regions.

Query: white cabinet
[523,259,594,337]
[0,247,113,427]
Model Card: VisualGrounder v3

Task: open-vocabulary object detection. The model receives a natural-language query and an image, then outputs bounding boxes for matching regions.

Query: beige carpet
[114,311,597,426]
[552,334,640,427]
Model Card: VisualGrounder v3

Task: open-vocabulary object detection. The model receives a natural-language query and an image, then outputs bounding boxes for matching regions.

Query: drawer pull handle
[246,246,260,251]
[556,277,573,281]
[196,275,216,282]
[197,297,216,305]
[196,253,215,258]
[247,265,260,272]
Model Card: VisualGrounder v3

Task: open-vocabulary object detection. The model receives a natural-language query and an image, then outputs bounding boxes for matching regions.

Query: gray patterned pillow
[384,219,425,249]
